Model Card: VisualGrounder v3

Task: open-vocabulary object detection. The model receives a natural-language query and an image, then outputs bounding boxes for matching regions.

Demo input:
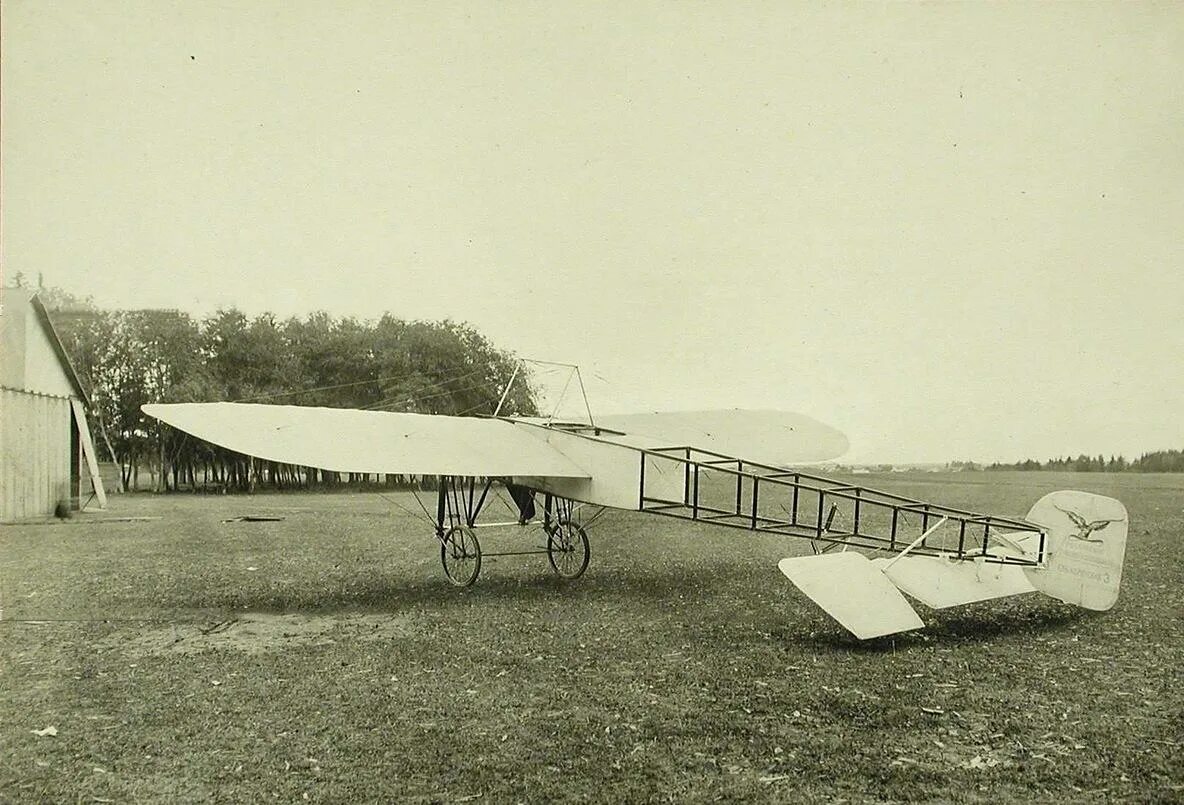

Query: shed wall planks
[1,388,72,520]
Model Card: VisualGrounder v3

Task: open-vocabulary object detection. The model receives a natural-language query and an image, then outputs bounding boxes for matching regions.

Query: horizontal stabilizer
[870,555,1036,610]
[778,553,924,639]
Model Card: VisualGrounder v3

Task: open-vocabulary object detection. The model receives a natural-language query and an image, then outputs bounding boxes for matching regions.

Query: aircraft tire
[547,521,590,580]
[441,525,481,587]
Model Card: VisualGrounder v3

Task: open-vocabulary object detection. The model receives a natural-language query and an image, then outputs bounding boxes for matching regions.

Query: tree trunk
[94,411,125,493]
[157,436,167,493]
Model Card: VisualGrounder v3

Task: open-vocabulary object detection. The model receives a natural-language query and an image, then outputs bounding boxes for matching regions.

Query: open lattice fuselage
[508,419,1047,567]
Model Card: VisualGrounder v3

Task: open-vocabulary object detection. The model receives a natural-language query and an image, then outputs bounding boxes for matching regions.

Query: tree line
[985,450,1184,473]
[31,280,536,493]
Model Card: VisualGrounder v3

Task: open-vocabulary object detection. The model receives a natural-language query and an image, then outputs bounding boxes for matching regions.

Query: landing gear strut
[432,476,596,586]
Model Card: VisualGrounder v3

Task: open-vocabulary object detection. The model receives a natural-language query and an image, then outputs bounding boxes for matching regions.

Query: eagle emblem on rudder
[1054,505,1124,544]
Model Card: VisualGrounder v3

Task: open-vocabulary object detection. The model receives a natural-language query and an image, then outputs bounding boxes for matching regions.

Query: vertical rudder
[1022,490,1129,611]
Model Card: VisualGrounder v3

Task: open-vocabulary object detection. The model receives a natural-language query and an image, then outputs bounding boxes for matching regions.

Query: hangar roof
[0,287,89,404]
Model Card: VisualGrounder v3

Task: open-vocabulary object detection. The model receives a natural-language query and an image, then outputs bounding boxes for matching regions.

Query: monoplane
[143,361,1129,639]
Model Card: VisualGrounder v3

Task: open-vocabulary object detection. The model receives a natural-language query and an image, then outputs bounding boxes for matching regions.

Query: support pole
[493,362,522,417]
[436,476,447,538]
[574,366,595,427]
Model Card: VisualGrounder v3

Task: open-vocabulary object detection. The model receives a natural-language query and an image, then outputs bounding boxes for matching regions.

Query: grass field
[2,472,1181,803]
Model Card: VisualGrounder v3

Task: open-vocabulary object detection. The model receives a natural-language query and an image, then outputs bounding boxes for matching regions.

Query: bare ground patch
[107,612,418,656]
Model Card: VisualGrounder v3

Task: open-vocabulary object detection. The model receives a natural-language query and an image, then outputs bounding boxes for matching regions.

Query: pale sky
[2,2,1181,463]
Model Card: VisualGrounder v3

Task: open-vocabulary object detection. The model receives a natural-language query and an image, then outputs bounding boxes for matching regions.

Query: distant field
[1,472,1181,802]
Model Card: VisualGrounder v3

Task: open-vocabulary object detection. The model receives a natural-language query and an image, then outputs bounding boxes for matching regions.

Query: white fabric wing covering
[142,403,591,477]
[593,410,848,465]
[870,555,1036,609]
[778,553,924,639]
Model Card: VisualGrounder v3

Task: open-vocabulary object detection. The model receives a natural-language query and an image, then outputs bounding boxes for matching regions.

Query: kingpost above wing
[142,403,590,478]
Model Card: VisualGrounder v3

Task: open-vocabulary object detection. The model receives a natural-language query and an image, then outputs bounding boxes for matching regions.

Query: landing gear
[431,477,598,586]
[547,521,590,579]
[440,525,481,587]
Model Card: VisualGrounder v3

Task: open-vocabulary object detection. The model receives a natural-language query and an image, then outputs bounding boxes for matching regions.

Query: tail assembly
[1020,490,1129,611]
[777,490,1129,639]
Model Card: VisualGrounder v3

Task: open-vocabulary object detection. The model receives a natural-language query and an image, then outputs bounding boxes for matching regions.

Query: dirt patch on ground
[111,612,417,656]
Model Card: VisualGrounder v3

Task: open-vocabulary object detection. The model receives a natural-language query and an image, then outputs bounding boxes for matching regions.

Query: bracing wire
[376,490,435,526]
[370,367,487,397]
[230,366,485,404]
[372,485,444,529]
[581,505,610,530]
[457,399,495,416]
[230,371,423,403]
[360,380,496,412]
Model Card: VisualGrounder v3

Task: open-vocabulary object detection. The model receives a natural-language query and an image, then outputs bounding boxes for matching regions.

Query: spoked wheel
[441,525,481,587]
[547,521,590,579]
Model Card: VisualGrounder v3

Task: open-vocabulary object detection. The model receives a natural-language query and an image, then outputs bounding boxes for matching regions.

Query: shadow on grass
[925,602,1098,641]
[175,563,762,616]
[772,599,1096,653]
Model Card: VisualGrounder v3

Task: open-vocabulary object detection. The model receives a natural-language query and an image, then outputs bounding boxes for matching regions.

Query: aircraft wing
[590,410,848,465]
[142,402,590,478]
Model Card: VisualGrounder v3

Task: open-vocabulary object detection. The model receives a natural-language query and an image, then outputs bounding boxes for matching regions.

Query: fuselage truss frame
[634,445,1047,566]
